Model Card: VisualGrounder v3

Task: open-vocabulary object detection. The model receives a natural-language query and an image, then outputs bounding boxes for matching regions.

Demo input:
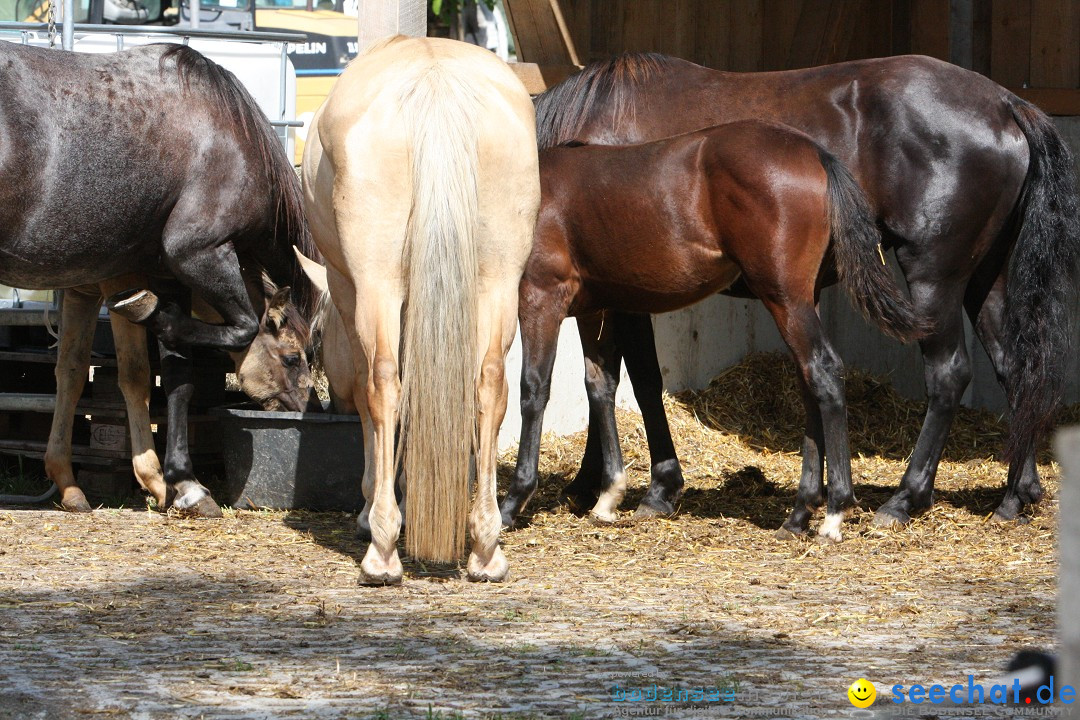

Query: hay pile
[501,351,1071,530]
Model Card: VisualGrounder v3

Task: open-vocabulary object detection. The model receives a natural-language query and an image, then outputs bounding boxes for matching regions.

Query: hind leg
[965,272,1042,520]
[44,288,102,513]
[499,283,566,527]
[571,313,629,522]
[776,372,827,539]
[102,278,169,508]
[875,281,970,527]
[107,237,260,354]
[469,283,519,582]
[615,312,685,517]
[763,300,855,541]
[354,290,404,586]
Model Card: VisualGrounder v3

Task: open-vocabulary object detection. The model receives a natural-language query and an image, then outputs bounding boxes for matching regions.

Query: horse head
[229,280,322,413]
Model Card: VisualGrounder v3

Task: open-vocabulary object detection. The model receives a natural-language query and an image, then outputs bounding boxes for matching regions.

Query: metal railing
[0,21,307,129]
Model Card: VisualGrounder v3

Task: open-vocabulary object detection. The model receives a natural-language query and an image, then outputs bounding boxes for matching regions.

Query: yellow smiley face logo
[848,678,876,708]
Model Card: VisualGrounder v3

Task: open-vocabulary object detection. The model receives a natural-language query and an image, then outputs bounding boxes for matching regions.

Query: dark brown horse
[500,53,1080,536]
[0,42,320,515]
[512,120,926,540]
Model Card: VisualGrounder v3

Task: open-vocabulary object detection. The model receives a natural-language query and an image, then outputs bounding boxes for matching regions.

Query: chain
[46,0,57,49]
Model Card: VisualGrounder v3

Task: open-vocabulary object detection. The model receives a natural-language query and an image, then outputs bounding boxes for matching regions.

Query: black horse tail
[158,44,322,340]
[819,149,932,344]
[1002,100,1080,466]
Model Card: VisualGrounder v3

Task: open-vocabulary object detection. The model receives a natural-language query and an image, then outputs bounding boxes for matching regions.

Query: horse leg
[764,300,854,541]
[874,281,970,527]
[964,271,1042,521]
[614,312,686,517]
[43,288,101,513]
[776,371,827,539]
[106,242,259,354]
[498,287,566,527]
[468,287,518,582]
[558,315,619,513]
[356,293,404,586]
[101,279,168,507]
[575,313,628,522]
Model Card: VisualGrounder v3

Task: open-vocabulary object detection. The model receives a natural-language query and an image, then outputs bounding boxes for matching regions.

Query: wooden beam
[356,0,425,52]
[503,0,580,65]
[1010,86,1080,115]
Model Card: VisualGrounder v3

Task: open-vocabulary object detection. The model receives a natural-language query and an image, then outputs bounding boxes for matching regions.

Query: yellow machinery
[253,4,357,162]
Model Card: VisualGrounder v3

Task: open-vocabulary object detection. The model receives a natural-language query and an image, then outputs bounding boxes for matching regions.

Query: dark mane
[534,52,673,150]
[158,45,322,332]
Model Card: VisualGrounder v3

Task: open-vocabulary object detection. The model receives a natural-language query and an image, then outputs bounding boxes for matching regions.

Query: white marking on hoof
[173,484,209,510]
[590,472,626,523]
[817,510,850,543]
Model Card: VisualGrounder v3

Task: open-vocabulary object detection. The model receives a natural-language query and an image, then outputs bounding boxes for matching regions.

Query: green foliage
[432,0,495,21]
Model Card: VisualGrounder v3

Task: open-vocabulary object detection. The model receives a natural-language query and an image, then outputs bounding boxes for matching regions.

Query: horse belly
[0,237,149,290]
[582,250,741,316]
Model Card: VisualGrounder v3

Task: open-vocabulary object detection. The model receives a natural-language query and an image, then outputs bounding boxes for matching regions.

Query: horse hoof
[357,570,403,586]
[872,510,908,529]
[990,510,1030,524]
[775,526,805,541]
[61,495,93,513]
[588,508,619,524]
[467,547,509,583]
[815,510,850,543]
[106,288,160,323]
[359,548,402,586]
[635,498,676,519]
[186,496,223,518]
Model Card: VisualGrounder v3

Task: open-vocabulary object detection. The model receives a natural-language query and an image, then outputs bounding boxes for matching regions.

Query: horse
[302,35,539,584]
[44,274,318,515]
[499,52,1080,537]
[0,42,320,516]
[509,121,926,540]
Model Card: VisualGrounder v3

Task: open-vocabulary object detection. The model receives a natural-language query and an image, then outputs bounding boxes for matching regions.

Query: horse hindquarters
[993,101,1080,519]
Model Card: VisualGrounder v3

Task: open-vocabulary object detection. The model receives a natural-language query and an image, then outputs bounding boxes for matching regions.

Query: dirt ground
[0,355,1065,720]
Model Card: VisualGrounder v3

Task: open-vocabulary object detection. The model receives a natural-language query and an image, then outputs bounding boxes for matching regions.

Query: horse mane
[157,44,322,335]
[534,52,673,149]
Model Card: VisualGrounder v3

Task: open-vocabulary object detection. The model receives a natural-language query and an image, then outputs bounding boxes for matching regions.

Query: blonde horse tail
[400,66,480,564]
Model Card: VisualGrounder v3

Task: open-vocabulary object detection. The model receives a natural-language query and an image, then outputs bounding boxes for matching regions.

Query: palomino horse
[511,121,927,541]
[44,275,317,515]
[0,42,319,515]
[500,53,1080,536]
[303,36,539,584]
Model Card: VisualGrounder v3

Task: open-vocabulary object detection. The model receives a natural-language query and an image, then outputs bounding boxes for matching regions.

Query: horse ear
[293,246,328,294]
[265,286,291,331]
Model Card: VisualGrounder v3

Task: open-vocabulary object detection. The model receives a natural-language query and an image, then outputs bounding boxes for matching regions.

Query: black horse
[500,52,1080,536]
[0,42,319,515]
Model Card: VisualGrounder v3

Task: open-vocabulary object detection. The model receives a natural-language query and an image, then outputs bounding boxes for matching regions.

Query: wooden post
[1056,425,1080,694]
[357,0,426,52]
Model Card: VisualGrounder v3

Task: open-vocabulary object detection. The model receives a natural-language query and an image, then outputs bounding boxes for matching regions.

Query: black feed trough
[210,403,363,512]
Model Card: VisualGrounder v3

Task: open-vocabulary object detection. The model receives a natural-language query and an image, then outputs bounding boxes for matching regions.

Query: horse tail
[1001,100,1080,466]
[399,65,480,565]
[818,149,931,343]
[157,44,321,342]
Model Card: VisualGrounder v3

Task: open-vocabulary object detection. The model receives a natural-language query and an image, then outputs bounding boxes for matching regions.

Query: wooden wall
[510,0,1080,113]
